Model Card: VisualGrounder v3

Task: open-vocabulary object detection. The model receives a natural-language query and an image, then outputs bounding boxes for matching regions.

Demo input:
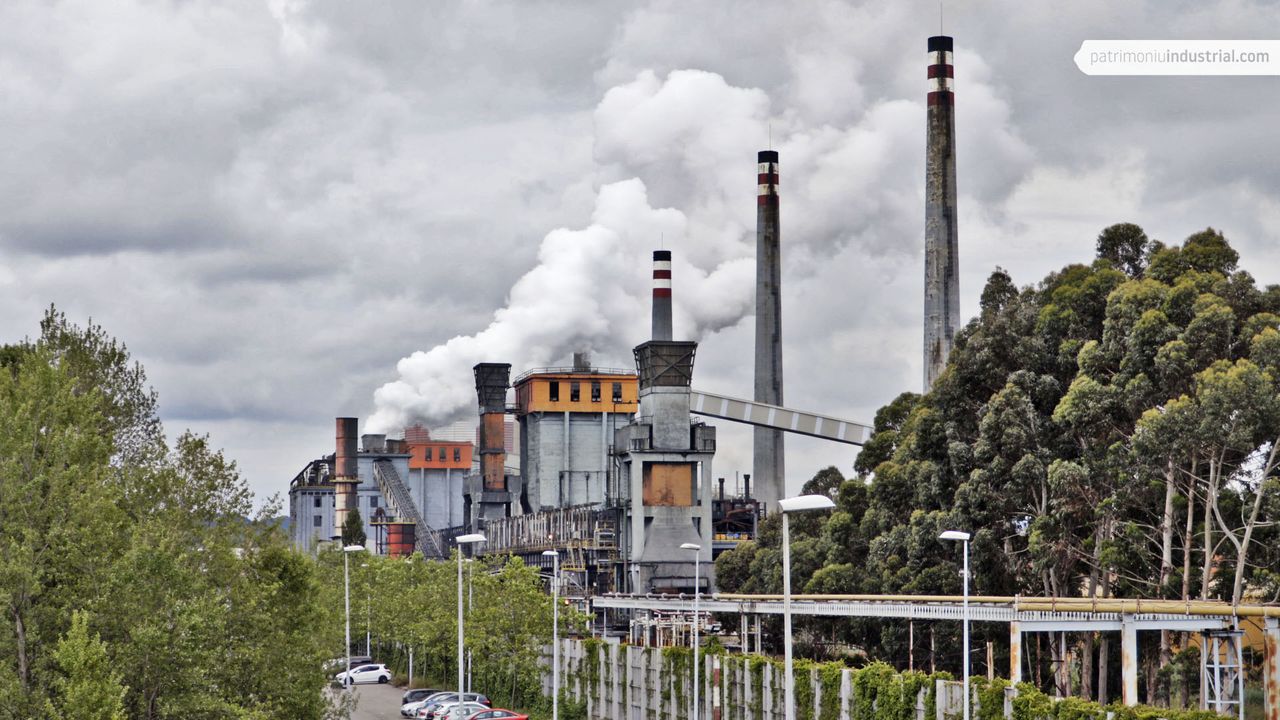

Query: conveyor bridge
[689,390,873,445]
[592,593,1280,720]
[372,459,445,558]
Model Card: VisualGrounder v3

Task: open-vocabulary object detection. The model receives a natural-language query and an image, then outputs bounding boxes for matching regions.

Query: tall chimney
[473,363,512,493]
[924,35,960,389]
[651,250,673,341]
[753,149,785,511]
[333,417,360,536]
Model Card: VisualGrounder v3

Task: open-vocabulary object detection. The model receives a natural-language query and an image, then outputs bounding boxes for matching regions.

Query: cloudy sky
[3,0,1278,507]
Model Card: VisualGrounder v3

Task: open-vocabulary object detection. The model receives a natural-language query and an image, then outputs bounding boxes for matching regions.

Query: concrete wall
[522,412,623,511]
[414,466,465,531]
[289,486,336,553]
[543,639,982,720]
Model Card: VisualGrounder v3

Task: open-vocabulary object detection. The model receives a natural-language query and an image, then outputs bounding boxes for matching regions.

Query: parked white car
[334,663,391,685]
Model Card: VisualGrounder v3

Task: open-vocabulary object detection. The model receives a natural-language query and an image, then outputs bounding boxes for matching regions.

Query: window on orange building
[549,381,559,401]
[424,447,432,461]
[612,382,623,402]
[570,382,580,402]
[591,381,601,402]
[453,447,461,462]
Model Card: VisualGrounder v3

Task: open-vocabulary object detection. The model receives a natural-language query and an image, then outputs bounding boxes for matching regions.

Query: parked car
[334,663,391,685]
[466,709,528,720]
[409,691,488,717]
[403,691,488,718]
[403,688,445,705]
[422,701,489,720]
[325,655,373,672]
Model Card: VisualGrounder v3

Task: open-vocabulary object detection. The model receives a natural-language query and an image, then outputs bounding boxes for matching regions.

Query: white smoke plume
[367,69,768,433]
[369,58,1027,433]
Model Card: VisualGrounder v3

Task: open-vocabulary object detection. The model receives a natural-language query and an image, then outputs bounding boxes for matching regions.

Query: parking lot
[347,683,409,720]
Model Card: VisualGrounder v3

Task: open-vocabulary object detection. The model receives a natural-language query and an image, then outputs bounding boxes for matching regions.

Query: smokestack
[333,417,359,535]
[651,250,673,341]
[473,363,512,493]
[753,150,785,512]
[924,35,960,389]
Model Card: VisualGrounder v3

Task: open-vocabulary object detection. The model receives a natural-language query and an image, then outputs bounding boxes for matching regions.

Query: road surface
[348,683,408,720]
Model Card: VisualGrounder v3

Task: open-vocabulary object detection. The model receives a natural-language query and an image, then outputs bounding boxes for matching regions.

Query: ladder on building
[372,459,445,558]
[592,516,619,594]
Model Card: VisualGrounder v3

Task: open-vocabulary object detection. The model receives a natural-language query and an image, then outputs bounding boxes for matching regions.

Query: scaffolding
[1201,630,1245,720]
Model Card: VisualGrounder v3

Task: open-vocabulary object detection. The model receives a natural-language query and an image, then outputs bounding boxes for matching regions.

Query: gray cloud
[1,0,1277,500]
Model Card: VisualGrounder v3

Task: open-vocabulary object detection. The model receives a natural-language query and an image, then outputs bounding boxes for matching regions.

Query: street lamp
[361,562,371,657]
[456,533,486,711]
[542,550,560,720]
[342,544,366,692]
[939,530,972,720]
[777,494,836,720]
[681,542,702,720]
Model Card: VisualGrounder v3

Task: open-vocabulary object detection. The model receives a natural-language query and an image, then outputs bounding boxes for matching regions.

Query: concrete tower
[753,149,785,511]
[651,250,672,341]
[466,363,518,527]
[924,35,960,389]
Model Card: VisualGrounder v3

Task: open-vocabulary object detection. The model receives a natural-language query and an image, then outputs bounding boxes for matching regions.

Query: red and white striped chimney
[651,250,672,341]
[924,35,960,389]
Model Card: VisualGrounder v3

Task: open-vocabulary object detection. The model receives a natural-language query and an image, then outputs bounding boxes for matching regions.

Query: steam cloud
[369,59,1027,433]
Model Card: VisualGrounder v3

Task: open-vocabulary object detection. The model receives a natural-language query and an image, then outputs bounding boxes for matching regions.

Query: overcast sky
[3,0,1278,508]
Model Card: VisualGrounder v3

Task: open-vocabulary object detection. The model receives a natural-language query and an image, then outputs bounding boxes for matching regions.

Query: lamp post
[361,562,371,657]
[681,542,703,720]
[778,494,836,720]
[542,550,560,720]
[456,533,486,711]
[939,530,972,720]
[342,544,366,692]
[466,559,474,692]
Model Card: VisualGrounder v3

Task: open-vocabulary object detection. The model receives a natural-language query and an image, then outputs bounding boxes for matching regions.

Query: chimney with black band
[924,35,960,389]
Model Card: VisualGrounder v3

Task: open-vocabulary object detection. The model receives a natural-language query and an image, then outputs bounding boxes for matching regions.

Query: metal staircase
[372,459,444,558]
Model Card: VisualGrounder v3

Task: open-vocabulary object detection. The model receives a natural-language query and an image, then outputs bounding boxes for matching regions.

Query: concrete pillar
[713,653,722,720]
[1121,616,1138,706]
[1009,622,1022,685]
[1263,620,1279,720]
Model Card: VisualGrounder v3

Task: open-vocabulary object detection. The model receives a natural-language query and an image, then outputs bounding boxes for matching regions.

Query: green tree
[343,508,368,547]
[1,312,339,719]
[1096,223,1150,277]
[46,612,127,720]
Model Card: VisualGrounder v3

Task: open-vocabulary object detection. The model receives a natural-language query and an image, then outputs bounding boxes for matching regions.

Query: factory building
[613,340,716,593]
[287,425,471,556]
[514,355,639,512]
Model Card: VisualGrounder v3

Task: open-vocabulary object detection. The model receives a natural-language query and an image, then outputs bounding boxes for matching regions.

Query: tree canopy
[717,224,1280,699]
[0,310,338,719]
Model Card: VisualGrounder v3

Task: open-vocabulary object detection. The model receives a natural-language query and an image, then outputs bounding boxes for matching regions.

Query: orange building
[407,439,472,470]
[513,365,639,511]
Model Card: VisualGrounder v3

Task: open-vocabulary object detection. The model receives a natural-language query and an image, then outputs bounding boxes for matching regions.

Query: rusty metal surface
[335,417,358,479]
[1009,621,1022,685]
[1265,622,1279,720]
[1120,619,1137,706]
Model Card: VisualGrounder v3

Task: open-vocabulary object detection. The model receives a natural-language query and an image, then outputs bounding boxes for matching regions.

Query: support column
[1010,622,1022,685]
[713,653,722,720]
[1121,615,1138,706]
[1263,619,1279,720]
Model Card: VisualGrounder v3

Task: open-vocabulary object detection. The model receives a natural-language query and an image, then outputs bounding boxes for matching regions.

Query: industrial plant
[288,34,960,600]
